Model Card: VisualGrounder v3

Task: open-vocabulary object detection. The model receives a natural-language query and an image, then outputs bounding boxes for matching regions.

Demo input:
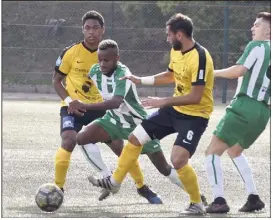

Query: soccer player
[82,14,214,215]
[52,10,162,203]
[68,39,205,204]
[205,12,270,213]
[52,10,119,193]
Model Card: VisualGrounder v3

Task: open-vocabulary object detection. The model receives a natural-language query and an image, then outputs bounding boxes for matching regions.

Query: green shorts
[214,95,270,149]
[93,113,162,154]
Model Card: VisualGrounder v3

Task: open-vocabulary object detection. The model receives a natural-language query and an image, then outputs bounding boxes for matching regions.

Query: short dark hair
[257,12,271,24]
[166,13,193,38]
[98,39,119,51]
[82,10,104,27]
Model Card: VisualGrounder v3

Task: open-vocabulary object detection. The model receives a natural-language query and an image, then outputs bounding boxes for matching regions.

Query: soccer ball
[35,183,64,212]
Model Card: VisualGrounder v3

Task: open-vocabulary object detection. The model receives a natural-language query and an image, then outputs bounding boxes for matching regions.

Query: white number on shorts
[187,130,194,141]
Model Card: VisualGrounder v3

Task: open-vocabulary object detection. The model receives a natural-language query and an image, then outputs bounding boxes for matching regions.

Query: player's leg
[80,116,158,203]
[206,96,270,213]
[226,99,269,212]
[89,107,173,192]
[79,116,145,189]
[227,144,265,212]
[146,148,208,207]
[143,140,184,188]
[227,145,258,197]
[171,115,208,215]
[77,120,119,201]
[205,98,249,213]
[109,107,175,189]
[86,116,162,203]
[54,106,83,190]
[77,124,112,178]
[205,135,230,213]
[79,110,112,178]
[205,109,242,214]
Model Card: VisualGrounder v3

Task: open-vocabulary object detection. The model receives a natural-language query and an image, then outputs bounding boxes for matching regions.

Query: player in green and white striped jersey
[68,39,208,204]
[205,12,271,214]
[89,61,148,130]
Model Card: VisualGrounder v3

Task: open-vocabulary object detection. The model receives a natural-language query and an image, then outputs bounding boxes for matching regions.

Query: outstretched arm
[142,85,204,109]
[68,96,123,115]
[84,96,123,111]
[119,69,175,86]
[215,65,248,79]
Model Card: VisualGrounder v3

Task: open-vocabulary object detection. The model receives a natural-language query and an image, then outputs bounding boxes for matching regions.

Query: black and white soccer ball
[35,183,64,212]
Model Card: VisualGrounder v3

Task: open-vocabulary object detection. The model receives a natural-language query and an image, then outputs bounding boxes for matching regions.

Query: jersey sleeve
[114,68,131,97]
[168,49,174,72]
[191,49,209,86]
[236,41,258,69]
[54,48,73,76]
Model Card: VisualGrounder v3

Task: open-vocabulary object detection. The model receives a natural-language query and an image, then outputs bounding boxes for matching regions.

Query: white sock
[110,176,121,187]
[206,154,225,199]
[232,154,258,195]
[167,168,184,189]
[81,143,112,178]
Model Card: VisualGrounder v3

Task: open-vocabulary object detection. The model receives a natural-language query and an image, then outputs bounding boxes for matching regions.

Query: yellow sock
[113,142,143,184]
[54,147,72,189]
[177,164,201,203]
[128,160,144,189]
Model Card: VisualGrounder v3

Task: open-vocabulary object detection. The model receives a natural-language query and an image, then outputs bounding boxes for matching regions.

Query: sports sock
[55,147,72,189]
[205,154,225,199]
[232,154,258,195]
[167,168,184,189]
[128,160,145,189]
[112,142,143,185]
[177,164,201,203]
[81,143,111,178]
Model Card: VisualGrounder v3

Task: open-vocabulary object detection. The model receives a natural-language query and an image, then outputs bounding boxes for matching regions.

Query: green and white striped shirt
[235,40,271,105]
[89,62,147,128]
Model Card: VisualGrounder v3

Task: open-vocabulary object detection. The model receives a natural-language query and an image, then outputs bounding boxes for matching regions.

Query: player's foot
[98,189,111,201]
[88,175,120,194]
[201,194,208,208]
[206,197,230,213]
[239,194,265,212]
[180,203,205,215]
[137,185,163,204]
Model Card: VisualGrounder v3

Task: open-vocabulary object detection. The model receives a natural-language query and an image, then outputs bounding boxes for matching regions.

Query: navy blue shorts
[60,106,106,134]
[141,106,208,157]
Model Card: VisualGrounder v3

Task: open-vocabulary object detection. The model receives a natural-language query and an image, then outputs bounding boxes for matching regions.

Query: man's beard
[172,40,182,51]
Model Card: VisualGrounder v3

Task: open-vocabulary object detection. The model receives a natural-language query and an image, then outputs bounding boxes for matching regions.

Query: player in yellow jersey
[52,10,114,193]
[52,10,163,203]
[88,13,214,215]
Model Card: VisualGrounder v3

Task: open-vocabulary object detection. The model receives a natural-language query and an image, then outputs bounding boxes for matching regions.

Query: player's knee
[131,124,151,145]
[157,163,172,176]
[227,144,244,159]
[62,137,76,152]
[76,131,86,146]
[76,129,96,146]
[61,131,77,152]
[148,151,172,176]
[205,135,227,156]
[171,155,188,170]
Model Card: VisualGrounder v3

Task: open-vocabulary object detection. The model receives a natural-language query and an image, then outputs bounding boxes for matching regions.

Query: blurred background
[2,1,270,103]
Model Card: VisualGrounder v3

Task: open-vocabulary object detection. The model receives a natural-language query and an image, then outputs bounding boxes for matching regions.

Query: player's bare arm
[215,65,248,79]
[142,85,204,109]
[68,95,123,115]
[52,72,70,101]
[119,70,175,86]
